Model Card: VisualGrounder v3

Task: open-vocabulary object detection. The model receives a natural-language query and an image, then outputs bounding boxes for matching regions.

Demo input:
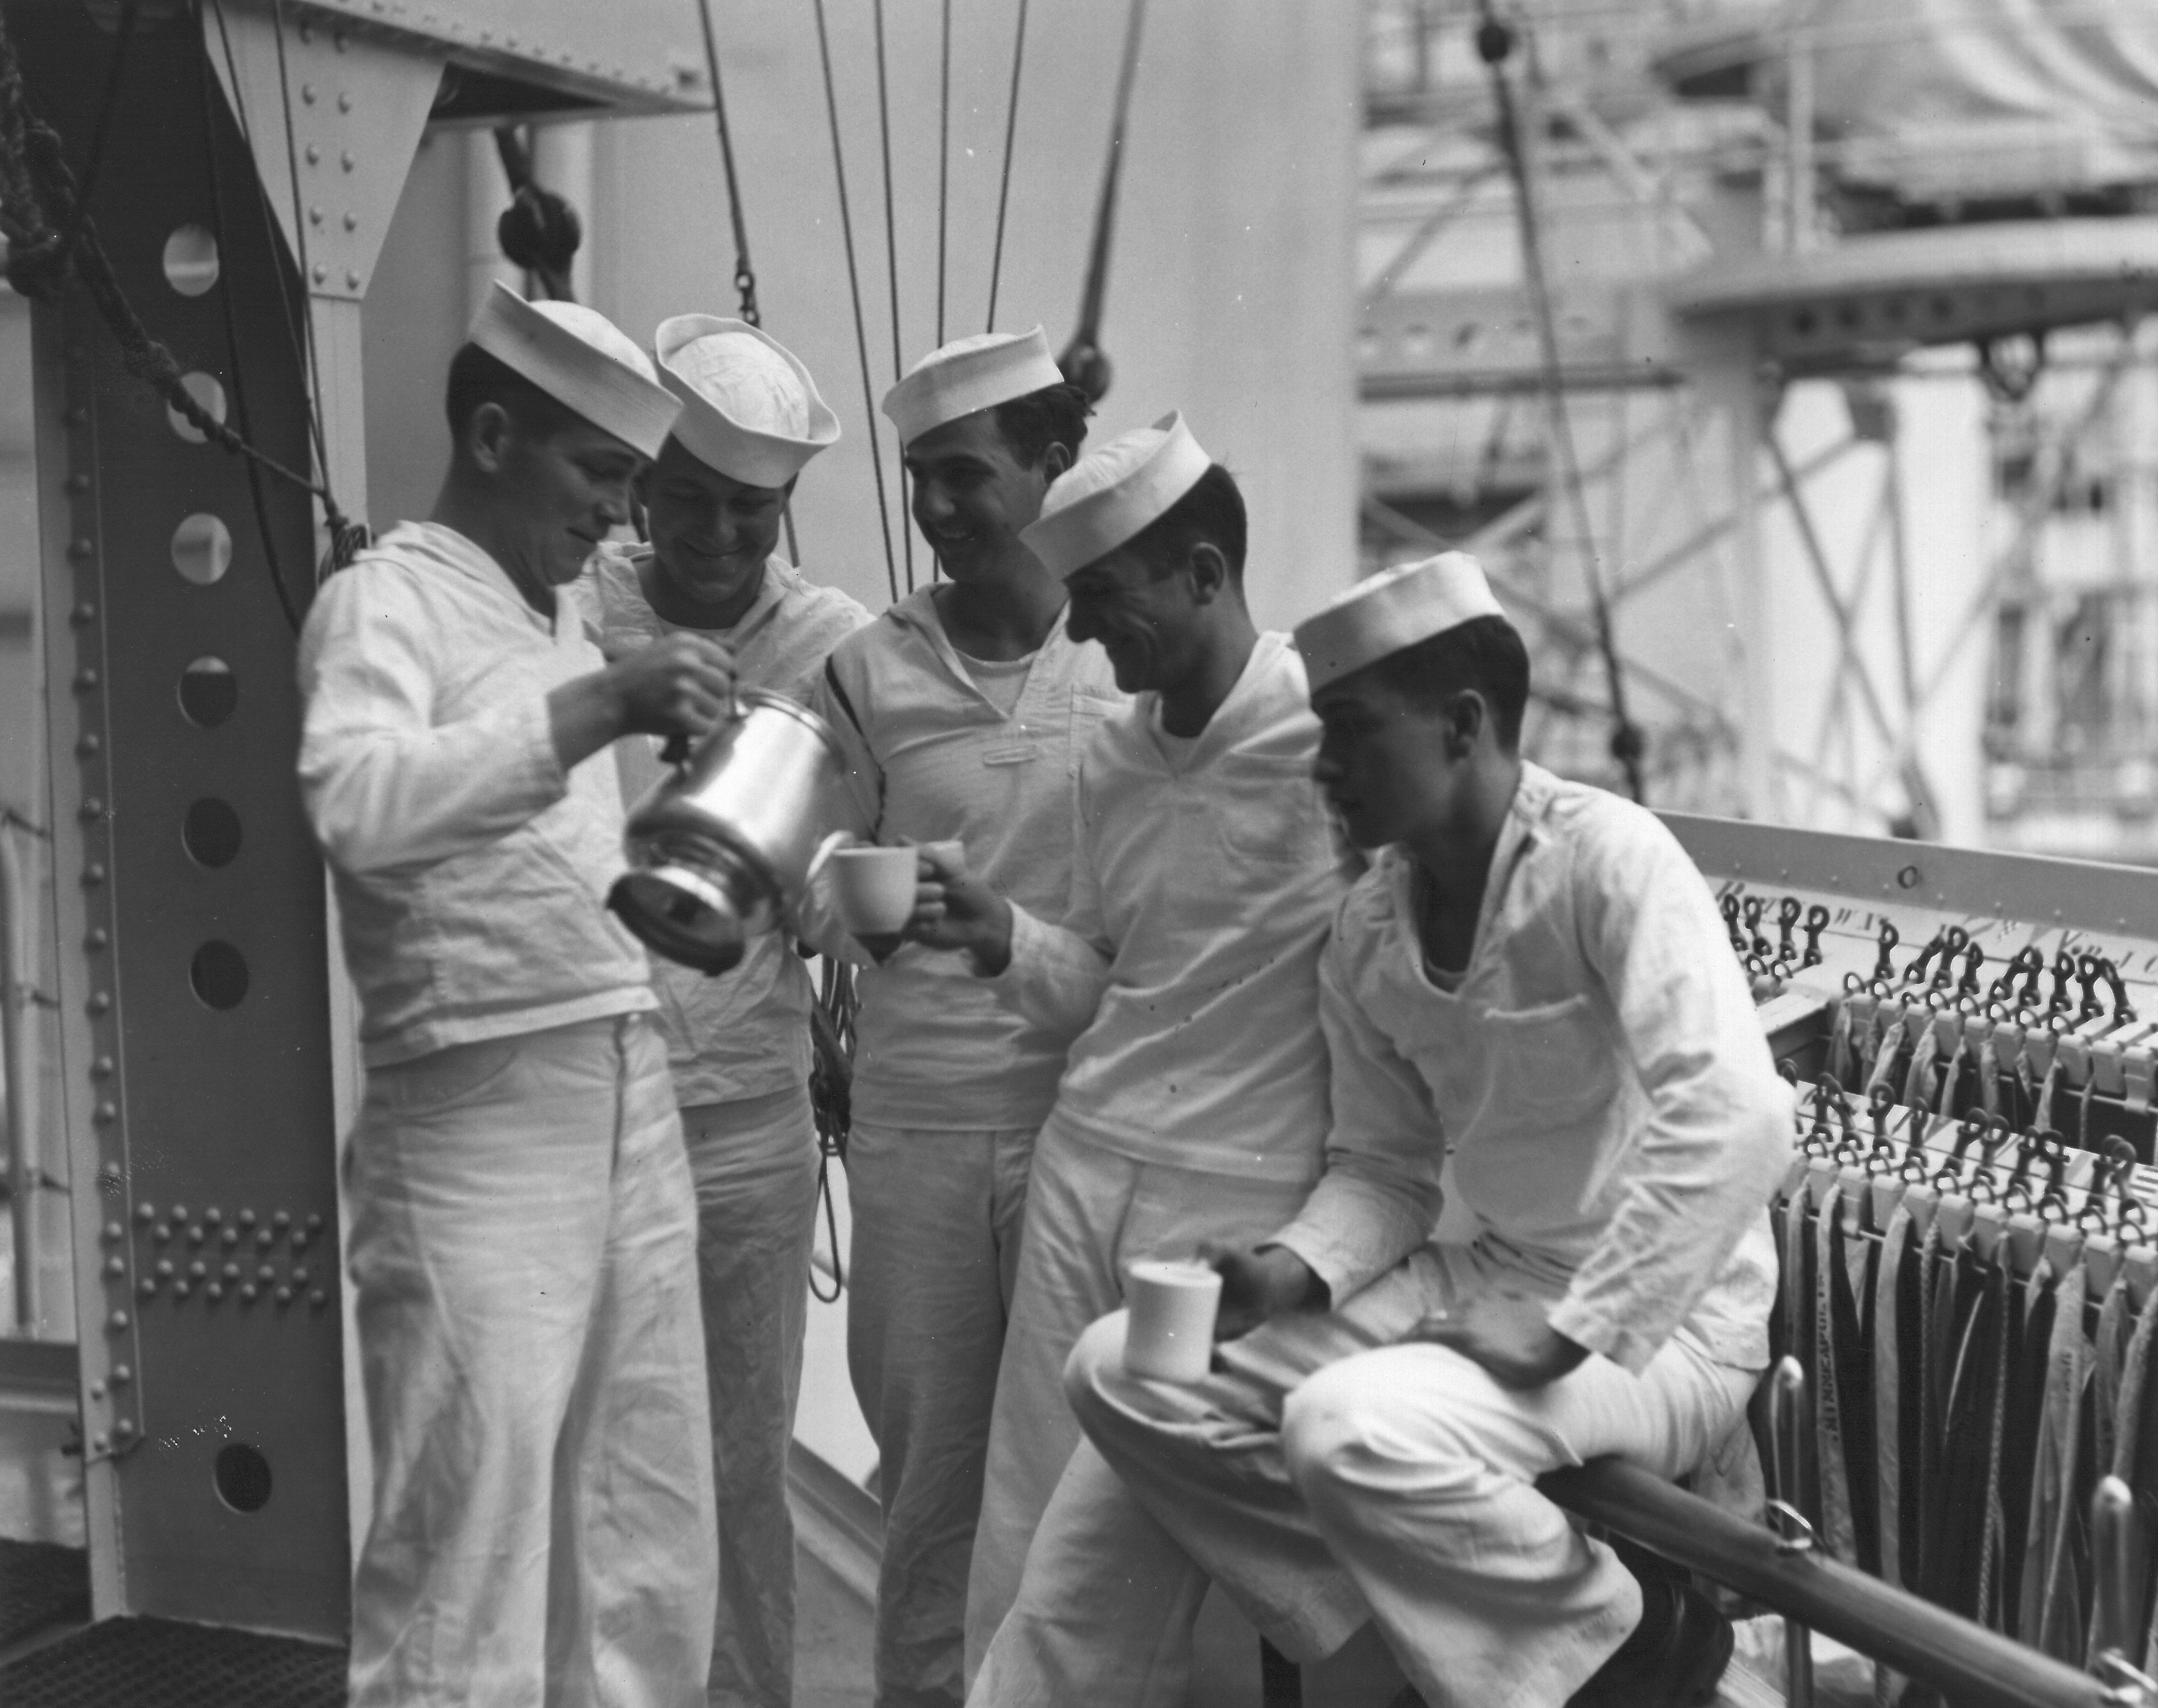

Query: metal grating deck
[0,1540,89,1650]
[0,1616,345,1706]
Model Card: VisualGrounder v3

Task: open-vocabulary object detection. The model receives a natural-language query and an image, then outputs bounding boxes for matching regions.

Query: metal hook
[1802,904,1828,969]
[2102,956,2139,1026]
[1871,919,1901,985]
[1776,896,1802,960]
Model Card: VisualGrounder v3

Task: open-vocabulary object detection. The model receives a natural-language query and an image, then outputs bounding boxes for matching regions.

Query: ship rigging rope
[194,0,302,634]
[1476,2,1646,804]
[1060,0,1147,403]
[267,0,338,493]
[812,0,901,606]
[984,0,1029,332]
[688,0,800,564]
[0,4,366,575]
[692,0,761,328]
[206,0,330,481]
[871,0,916,593]
[936,0,952,346]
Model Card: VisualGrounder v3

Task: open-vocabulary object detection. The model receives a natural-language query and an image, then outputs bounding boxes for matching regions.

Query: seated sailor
[968,551,1793,1708]
[897,415,1359,1673]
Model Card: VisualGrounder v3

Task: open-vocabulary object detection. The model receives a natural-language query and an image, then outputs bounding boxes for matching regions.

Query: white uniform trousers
[969,1241,1758,1708]
[345,1013,717,1708]
[682,1084,822,1708]
[962,1120,1313,1680]
[845,1121,1036,1708]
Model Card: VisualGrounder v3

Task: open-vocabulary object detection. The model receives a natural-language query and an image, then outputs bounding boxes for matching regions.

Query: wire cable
[205,0,315,422]
[870,0,914,593]
[192,0,301,634]
[985,0,1029,331]
[265,1,333,492]
[693,0,761,328]
[811,0,899,605]
[1059,0,1147,401]
[689,0,798,564]
[62,0,138,246]
[1478,3,1645,802]
[935,0,951,346]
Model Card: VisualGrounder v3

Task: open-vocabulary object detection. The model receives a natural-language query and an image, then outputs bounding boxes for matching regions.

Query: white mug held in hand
[1123,1259,1223,1383]
[829,846,921,935]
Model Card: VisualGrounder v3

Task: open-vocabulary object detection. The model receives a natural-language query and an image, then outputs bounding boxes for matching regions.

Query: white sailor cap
[654,314,840,487]
[1020,412,1211,577]
[881,327,1066,445]
[467,283,680,460]
[1293,552,1507,691]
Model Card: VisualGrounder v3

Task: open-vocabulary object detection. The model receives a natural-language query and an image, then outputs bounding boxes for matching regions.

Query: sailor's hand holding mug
[902,844,1014,975]
[1204,1243,1330,1342]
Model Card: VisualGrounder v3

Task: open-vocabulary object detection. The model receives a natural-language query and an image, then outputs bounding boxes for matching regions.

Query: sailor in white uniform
[897,415,1358,1675]
[570,315,869,1708]
[969,552,1792,1708]
[299,285,727,1708]
[807,328,1121,1708]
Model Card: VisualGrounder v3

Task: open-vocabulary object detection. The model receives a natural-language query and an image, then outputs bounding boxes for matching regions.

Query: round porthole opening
[177,657,238,729]
[171,513,232,586]
[213,1442,272,1513]
[182,799,242,868]
[190,941,249,1010]
[162,225,220,297]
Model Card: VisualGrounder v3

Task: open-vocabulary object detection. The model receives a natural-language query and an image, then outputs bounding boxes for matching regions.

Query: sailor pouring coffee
[298,284,729,1706]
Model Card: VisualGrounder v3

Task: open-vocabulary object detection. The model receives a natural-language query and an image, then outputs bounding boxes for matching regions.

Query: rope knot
[495,183,581,287]
[1057,336,1112,407]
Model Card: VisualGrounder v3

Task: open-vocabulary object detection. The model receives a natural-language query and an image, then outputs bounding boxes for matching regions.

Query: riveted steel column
[15,1,348,1639]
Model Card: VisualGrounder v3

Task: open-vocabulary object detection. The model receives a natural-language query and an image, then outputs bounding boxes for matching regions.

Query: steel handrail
[1538,1354,2120,1708]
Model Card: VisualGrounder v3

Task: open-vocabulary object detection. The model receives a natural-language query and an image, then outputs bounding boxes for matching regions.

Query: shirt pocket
[1473,994,1612,1132]
[1209,754,1329,867]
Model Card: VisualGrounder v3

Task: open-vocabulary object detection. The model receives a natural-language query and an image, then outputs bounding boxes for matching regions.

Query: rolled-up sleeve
[1268,934,1444,1306]
[1544,823,1794,1372]
[992,904,1110,1040]
[297,571,568,879]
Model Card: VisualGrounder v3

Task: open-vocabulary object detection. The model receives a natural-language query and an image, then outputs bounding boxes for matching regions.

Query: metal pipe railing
[0,815,36,1333]
[1538,1355,2118,1708]
[2091,1474,2158,1708]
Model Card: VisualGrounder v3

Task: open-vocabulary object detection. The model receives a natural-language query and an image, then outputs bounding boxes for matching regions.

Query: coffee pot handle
[658,685,745,769]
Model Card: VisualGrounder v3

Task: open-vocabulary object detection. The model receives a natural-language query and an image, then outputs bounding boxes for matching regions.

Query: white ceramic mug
[1124,1259,1223,1383]
[830,846,922,935]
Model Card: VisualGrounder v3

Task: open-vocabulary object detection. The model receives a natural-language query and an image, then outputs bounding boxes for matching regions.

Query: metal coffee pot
[607,690,847,974]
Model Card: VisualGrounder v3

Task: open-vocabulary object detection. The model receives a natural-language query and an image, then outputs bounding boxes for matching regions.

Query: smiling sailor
[298,284,731,1708]
[570,313,869,1708]
[970,551,1793,1708]
[807,327,1121,1708]
[895,414,1360,1677]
